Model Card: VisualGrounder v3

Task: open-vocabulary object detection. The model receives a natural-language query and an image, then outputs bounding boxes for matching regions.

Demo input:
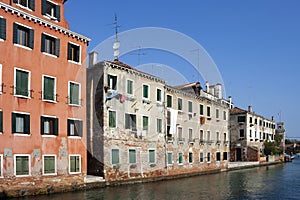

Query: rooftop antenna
[113,14,120,61]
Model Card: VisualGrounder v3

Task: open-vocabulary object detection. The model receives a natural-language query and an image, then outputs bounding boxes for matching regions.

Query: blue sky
[65,0,300,138]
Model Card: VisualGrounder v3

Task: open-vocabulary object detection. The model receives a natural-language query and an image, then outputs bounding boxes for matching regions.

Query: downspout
[164,86,168,175]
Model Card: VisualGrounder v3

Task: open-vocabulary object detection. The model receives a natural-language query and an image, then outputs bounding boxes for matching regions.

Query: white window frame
[177,97,183,112]
[111,148,120,165]
[188,152,193,164]
[167,151,173,166]
[178,152,183,165]
[108,109,117,129]
[166,94,172,108]
[148,148,156,164]
[216,151,221,162]
[41,114,57,138]
[14,154,31,177]
[199,152,204,163]
[68,81,81,106]
[42,32,58,58]
[128,148,136,165]
[126,79,134,96]
[12,111,31,137]
[142,115,149,134]
[42,154,57,176]
[67,117,83,139]
[42,75,57,103]
[107,73,117,91]
[199,104,204,116]
[14,67,31,99]
[156,118,162,134]
[68,41,81,64]
[207,106,211,117]
[188,128,193,143]
[188,101,193,113]
[156,87,162,103]
[44,0,59,20]
[15,0,32,11]
[69,154,81,175]
[0,154,3,178]
[199,129,204,141]
[13,22,33,51]
[142,83,150,101]
[223,110,227,121]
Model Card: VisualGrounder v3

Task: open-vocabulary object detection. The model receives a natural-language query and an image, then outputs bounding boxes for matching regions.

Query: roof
[230,107,247,115]
[173,82,202,90]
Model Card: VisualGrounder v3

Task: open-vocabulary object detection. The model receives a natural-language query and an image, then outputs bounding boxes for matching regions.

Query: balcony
[177,138,185,144]
[188,138,195,144]
[199,139,206,145]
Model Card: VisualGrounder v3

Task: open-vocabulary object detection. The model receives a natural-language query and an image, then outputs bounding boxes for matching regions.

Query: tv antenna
[113,14,120,61]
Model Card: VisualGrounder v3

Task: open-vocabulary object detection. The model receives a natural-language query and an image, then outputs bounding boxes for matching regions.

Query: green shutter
[143,116,148,131]
[149,150,155,163]
[70,156,75,172]
[132,115,136,130]
[29,0,35,11]
[16,156,29,175]
[53,118,58,136]
[13,0,18,3]
[129,150,136,164]
[0,18,6,40]
[112,149,119,164]
[76,156,80,172]
[56,5,60,22]
[13,23,18,44]
[55,38,60,57]
[24,114,30,134]
[67,43,72,60]
[12,113,16,133]
[41,33,46,52]
[109,111,116,128]
[41,0,46,15]
[29,29,34,49]
[16,70,29,96]
[67,119,71,136]
[44,76,54,100]
[41,116,44,135]
[125,114,129,129]
[16,156,22,175]
[143,85,148,98]
[76,120,82,137]
[168,153,172,165]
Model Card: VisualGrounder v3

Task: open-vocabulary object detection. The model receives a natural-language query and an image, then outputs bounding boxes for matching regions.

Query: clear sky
[64,0,300,138]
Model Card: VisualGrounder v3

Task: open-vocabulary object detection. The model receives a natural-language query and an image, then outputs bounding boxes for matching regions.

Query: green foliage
[264,140,283,155]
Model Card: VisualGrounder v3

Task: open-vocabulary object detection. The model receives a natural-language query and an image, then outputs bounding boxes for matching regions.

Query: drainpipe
[164,86,168,175]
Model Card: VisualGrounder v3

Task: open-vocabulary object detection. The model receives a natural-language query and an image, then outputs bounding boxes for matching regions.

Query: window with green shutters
[207,106,211,117]
[188,101,193,113]
[107,74,117,90]
[14,0,35,10]
[156,118,162,133]
[41,116,58,136]
[142,84,149,99]
[129,149,136,164]
[13,23,34,49]
[167,152,172,165]
[177,98,182,110]
[12,113,30,134]
[149,150,155,164]
[142,116,148,131]
[0,17,6,40]
[125,113,136,130]
[216,109,219,119]
[200,152,204,163]
[69,82,80,105]
[15,69,29,97]
[127,80,133,95]
[0,111,2,133]
[178,153,183,164]
[67,42,80,62]
[15,155,29,176]
[42,0,60,21]
[67,119,82,137]
[200,104,204,115]
[111,149,119,165]
[69,155,80,174]
[43,76,55,101]
[43,155,55,175]
[109,110,116,128]
[41,33,60,56]
[189,152,193,163]
[167,95,172,108]
[156,88,162,102]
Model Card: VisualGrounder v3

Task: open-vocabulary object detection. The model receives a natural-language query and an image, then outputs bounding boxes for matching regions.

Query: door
[236,148,242,161]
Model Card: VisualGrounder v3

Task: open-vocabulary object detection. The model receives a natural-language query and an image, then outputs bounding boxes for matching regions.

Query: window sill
[69,172,81,175]
[43,173,57,176]
[15,174,31,178]
[68,103,81,107]
[14,43,32,51]
[14,133,31,137]
[0,39,4,42]
[44,15,58,22]
[42,99,57,104]
[68,60,81,65]
[42,52,58,58]
[42,135,57,138]
[14,94,31,99]
[16,4,33,11]
[68,136,81,139]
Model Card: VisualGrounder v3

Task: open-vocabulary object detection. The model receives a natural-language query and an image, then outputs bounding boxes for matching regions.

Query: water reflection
[17,158,300,200]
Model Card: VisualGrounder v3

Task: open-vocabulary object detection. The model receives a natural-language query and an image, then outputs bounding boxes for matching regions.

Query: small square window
[41,33,59,56]
[12,113,30,134]
[67,119,82,137]
[67,42,80,63]
[13,23,34,49]
[41,116,58,136]
[15,155,30,176]
[69,155,81,174]
[69,82,80,106]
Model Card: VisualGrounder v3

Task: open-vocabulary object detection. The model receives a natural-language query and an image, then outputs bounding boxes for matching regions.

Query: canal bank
[0,161,283,198]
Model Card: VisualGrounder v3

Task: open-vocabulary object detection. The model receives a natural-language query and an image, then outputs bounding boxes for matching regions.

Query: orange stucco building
[0,0,90,195]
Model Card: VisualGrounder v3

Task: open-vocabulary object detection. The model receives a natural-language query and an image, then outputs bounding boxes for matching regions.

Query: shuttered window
[167,152,172,165]
[125,113,136,130]
[43,76,55,101]
[15,155,29,176]
[127,80,133,95]
[167,95,172,108]
[41,33,60,56]
[69,155,80,173]
[142,116,148,131]
[13,23,34,49]
[42,0,60,21]
[142,84,149,99]
[109,111,116,128]
[177,98,182,110]
[178,153,183,164]
[12,113,30,134]
[0,18,6,40]
[15,69,29,97]
[69,82,80,105]
[111,149,119,165]
[189,152,193,163]
[67,42,80,62]
[149,150,155,164]
[43,156,55,174]
[129,149,136,164]
[156,118,162,133]
[41,116,58,136]
[14,0,35,10]
[67,119,82,137]
[200,152,204,163]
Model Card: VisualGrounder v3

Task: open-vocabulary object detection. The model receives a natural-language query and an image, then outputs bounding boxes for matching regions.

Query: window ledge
[16,4,32,11]
[0,39,4,42]
[68,60,81,65]
[42,99,57,104]
[42,135,57,138]
[43,14,58,22]
[14,43,32,51]
[14,133,31,137]
[42,173,57,176]
[68,136,81,139]
[15,174,31,178]
[69,172,81,175]
[14,94,31,99]
[68,103,81,107]
[42,52,58,58]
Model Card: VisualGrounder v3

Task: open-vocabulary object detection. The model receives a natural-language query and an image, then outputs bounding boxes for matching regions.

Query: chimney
[215,84,222,99]
[228,96,232,109]
[272,116,274,121]
[206,81,209,93]
[248,105,252,113]
[88,51,98,68]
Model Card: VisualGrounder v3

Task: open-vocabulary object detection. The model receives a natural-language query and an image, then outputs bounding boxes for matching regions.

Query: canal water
[18,157,300,200]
